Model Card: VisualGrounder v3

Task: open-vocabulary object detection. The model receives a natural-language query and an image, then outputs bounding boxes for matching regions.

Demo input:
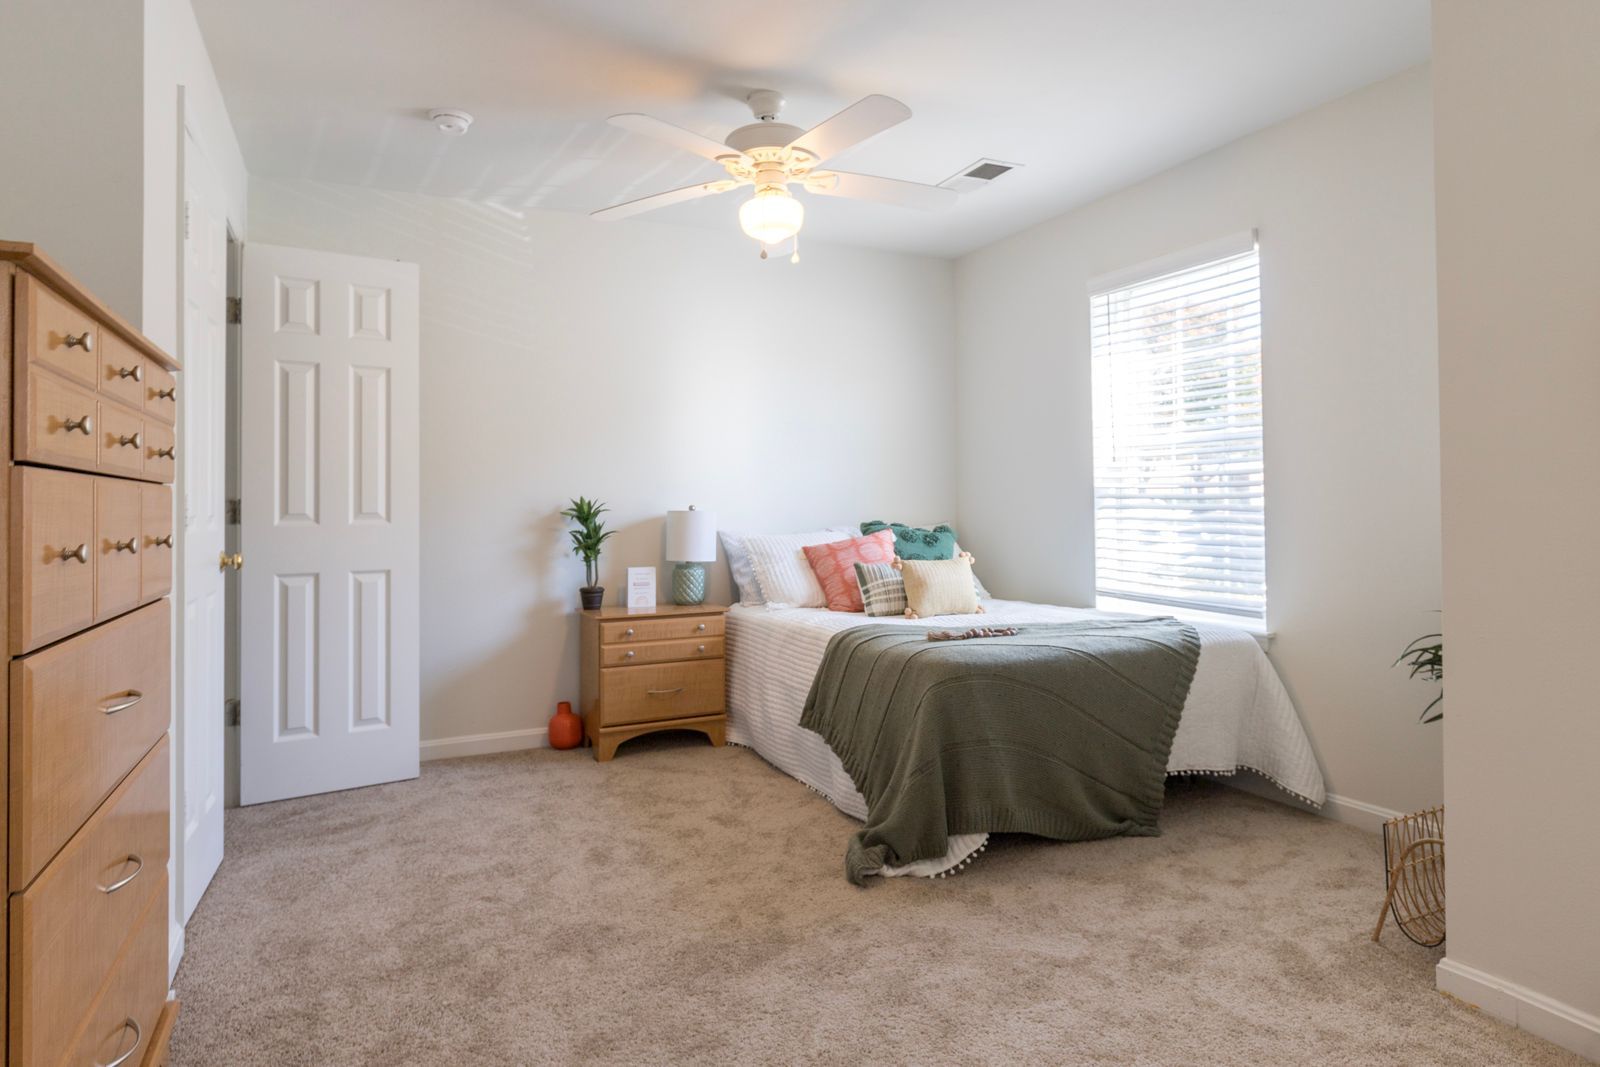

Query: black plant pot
[579,586,604,610]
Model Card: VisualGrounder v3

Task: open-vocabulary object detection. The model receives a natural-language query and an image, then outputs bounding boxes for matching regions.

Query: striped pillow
[743,529,855,608]
[854,562,908,617]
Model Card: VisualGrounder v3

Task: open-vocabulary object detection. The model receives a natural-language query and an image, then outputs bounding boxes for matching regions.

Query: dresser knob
[62,414,93,435]
[624,650,635,659]
[151,534,173,548]
[156,386,176,401]
[154,444,176,459]
[117,364,143,381]
[697,644,706,653]
[59,543,89,564]
[624,627,634,637]
[113,537,139,554]
[696,623,706,632]
[118,432,142,449]
[63,331,93,352]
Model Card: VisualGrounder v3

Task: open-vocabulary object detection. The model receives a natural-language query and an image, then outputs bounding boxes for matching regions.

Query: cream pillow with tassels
[895,554,983,619]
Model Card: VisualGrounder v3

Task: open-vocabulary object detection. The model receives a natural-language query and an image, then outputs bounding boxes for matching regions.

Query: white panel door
[179,127,226,922]
[239,243,420,804]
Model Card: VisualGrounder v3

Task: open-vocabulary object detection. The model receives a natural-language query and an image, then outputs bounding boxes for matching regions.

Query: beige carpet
[171,736,1582,1066]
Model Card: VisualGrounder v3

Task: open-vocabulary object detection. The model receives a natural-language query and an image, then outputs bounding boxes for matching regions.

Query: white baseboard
[1437,957,1600,1061]
[419,727,549,761]
[168,923,185,986]
[1321,792,1404,834]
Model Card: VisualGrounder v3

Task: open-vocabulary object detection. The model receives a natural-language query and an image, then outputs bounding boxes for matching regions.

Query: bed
[725,598,1326,877]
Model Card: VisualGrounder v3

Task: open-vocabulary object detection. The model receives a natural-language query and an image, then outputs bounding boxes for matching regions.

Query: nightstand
[578,603,729,761]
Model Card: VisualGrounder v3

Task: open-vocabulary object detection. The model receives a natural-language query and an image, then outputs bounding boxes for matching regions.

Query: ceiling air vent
[940,159,1021,193]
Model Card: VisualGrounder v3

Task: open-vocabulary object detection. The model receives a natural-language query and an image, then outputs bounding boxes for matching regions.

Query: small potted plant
[562,496,614,610]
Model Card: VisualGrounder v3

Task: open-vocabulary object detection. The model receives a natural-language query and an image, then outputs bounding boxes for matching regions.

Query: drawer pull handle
[98,1016,141,1067]
[101,691,144,715]
[118,432,142,449]
[59,543,89,564]
[697,644,706,653]
[151,533,173,548]
[63,413,94,435]
[154,444,177,459]
[646,687,685,696]
[696,623,707,632]
[156,386,176,401]
[63,331,94,352]
[117,364,143,381]
[98,854,144,894]
[623,627,635,637]
[113,537,139,554]
[624,650,635,659]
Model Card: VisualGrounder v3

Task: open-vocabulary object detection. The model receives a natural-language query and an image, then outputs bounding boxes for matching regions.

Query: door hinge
[226,296,242,325]
[184,201,191,240]
[225,699,240,727]
[227,498,241,524]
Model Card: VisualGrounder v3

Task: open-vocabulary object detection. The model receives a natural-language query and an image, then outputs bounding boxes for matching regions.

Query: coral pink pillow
[803,531,896,612]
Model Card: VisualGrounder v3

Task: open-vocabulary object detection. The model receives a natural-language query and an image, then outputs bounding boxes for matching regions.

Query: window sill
[1095,596,1275,651]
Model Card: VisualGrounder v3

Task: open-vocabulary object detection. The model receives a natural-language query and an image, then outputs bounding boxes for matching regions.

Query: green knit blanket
[799,620,1201,885]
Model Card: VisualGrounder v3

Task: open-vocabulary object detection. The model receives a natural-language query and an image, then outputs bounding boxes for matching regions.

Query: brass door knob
[219,551,243,571]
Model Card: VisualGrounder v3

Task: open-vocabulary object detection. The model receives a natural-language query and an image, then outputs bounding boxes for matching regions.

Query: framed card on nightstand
[626,567,656,611]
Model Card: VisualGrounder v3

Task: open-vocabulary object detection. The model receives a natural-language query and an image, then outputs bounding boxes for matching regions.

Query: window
[1089,234,1264,621]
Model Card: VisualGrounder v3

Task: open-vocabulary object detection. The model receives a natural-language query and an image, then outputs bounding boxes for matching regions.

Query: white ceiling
[192,0,1430,258]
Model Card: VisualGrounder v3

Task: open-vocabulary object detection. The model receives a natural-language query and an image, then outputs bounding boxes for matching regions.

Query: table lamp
[665,506,717,605]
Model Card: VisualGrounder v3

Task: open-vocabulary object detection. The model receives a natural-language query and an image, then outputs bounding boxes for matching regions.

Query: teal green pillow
[859,521,958,561]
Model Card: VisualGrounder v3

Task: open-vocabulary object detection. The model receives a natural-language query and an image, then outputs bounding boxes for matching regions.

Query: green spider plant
[1394,632,1443,723]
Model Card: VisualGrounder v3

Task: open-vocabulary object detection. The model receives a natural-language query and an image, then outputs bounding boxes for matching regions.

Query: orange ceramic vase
[549,701,582,750]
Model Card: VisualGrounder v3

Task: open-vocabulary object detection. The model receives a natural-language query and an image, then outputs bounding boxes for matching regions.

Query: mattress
[725,599,1326,877]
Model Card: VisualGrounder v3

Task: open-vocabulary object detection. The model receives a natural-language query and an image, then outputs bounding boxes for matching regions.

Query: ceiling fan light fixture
[739,186,804,245]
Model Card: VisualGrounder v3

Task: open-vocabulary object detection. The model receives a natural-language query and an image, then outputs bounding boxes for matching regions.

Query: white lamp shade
[665,508,717,563]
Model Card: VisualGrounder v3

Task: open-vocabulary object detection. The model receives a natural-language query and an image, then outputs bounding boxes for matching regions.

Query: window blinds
[1089,239,1264,620]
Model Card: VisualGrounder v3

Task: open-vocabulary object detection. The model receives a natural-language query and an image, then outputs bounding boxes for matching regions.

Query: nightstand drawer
[600,614,724,645]
[600,659,724,726]
[601,636,723,667]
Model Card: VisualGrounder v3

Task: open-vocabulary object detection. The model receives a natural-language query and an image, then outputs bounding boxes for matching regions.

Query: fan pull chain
[759,244,769,260]
[790,234,800,264]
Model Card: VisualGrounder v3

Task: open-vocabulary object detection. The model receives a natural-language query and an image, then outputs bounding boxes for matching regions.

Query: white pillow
[742,529,857,608]
[718,532,763,607]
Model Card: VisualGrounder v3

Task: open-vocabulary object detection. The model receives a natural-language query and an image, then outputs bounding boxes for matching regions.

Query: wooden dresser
[0,243,179,1066]
[579,604,728,761]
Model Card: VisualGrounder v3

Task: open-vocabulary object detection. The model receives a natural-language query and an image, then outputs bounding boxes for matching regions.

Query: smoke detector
[428,108,474,136]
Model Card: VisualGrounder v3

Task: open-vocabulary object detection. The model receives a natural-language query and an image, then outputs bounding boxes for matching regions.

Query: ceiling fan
[592,90,957,260]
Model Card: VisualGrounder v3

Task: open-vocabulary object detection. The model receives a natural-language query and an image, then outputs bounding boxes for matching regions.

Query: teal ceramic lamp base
[672,562,707,605]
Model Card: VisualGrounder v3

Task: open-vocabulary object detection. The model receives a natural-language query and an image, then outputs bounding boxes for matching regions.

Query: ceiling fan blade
[591,180,740,221]
[804,171,957,211]
[609,113,740,164]
[786,95,912,165]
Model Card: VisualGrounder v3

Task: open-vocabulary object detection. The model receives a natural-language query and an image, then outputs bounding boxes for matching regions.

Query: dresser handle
[156,386,176,400]
[97,1017,141,1067]
[98,854,144,894]
[154,444,176,459]
[59,544,89,564]
[624,627,635,637]
[624,650,635,659]
[113,537,139,554]
[63,331,94,352]
[645,687,685,696]
[117,364,143,381]
[101,691,144,715]
[696,623,706,632]
[62,413,93,435]
[151,533,173,548]
[697,644,706,653]
[118,432,142,449]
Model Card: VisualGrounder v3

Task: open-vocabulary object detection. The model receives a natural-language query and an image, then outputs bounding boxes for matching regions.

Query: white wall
[248,178,958,750]
[954,67,1442,817]
[1433,1,1600,1056]
[0,0,146,321]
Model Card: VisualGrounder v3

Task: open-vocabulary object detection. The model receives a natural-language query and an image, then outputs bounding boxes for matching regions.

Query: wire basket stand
[1371,805,1445,946]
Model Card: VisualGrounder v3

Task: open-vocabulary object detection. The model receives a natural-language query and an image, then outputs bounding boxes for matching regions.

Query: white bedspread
[725,599,1325,877]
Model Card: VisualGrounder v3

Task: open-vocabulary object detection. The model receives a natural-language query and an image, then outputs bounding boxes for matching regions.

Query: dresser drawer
[57,877,168,1067]
[140,999,179,1067]
[142,419,176,483]
[600,659,724,727]
[601,636,723,667]
[96,478,145,621]
[141,484,174,601]
[10,737,170,1067]
[16,273,100,389]
[17,367,99,472]
[11,466,96,654]
[99,331,149,409]
[143,359,177,425]
[600,613,724,645]
[97,399,147,479]
[10,601,171,886]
